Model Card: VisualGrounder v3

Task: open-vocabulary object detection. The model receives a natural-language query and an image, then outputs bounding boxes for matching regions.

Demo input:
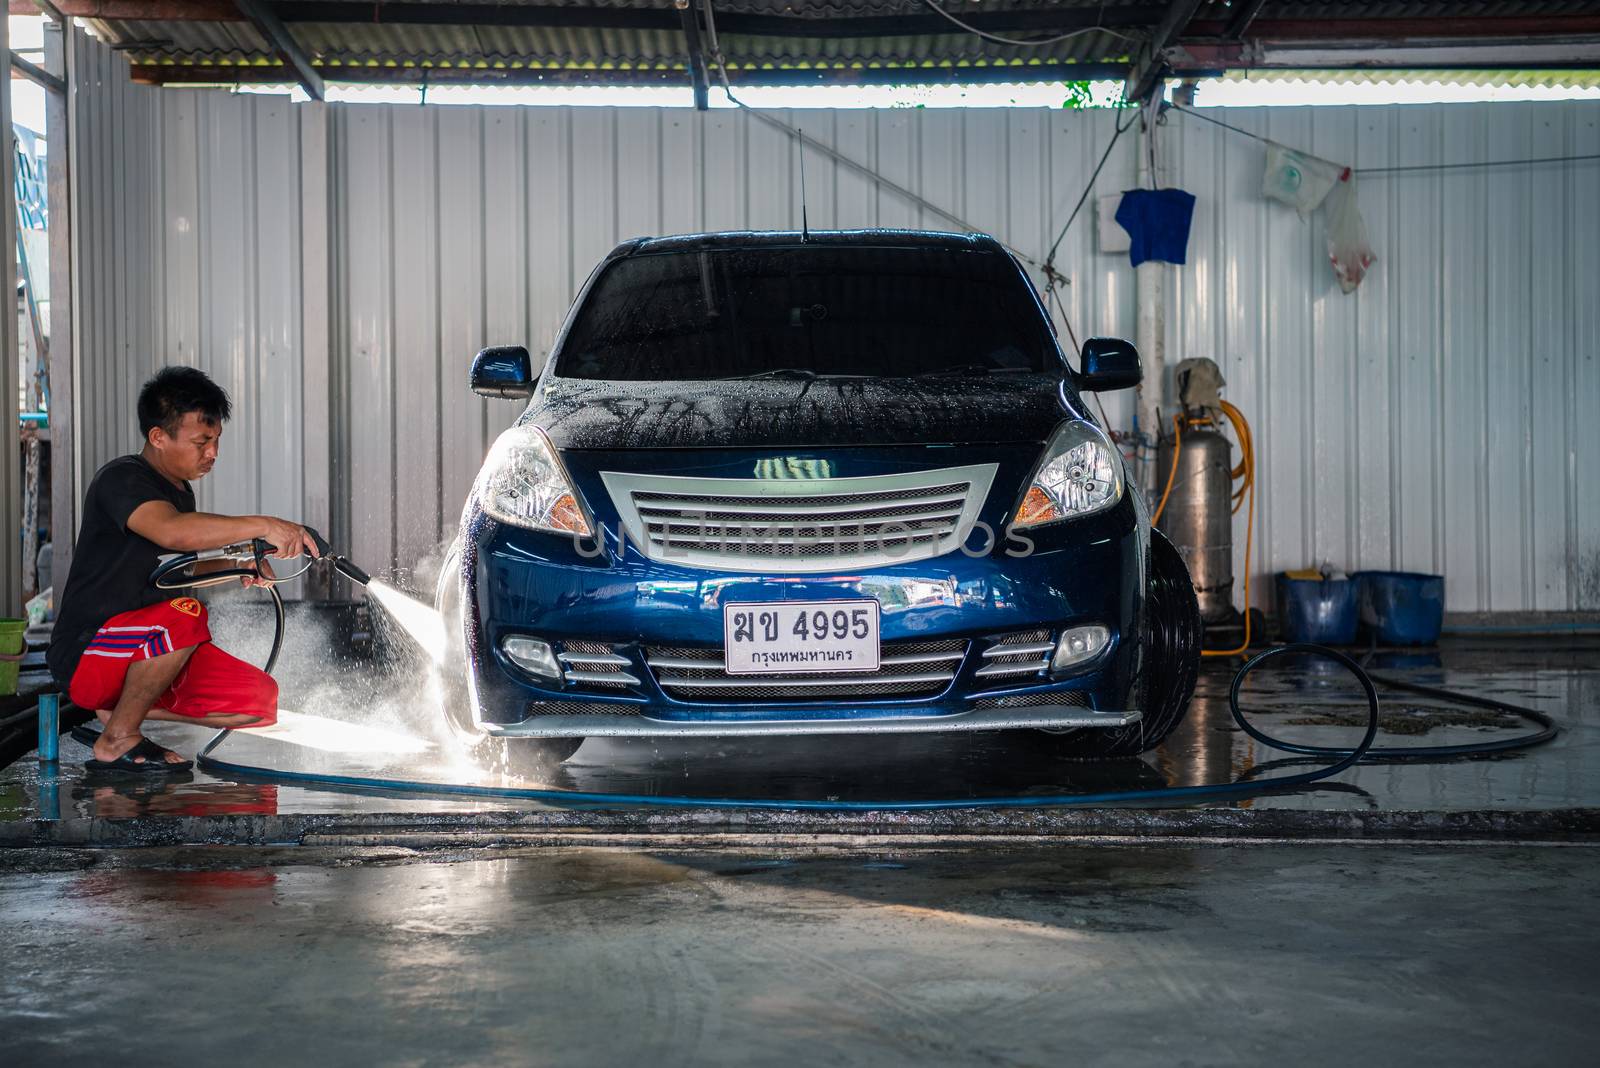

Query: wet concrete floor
[2,637,1595,828]
[3,840,1596,1066]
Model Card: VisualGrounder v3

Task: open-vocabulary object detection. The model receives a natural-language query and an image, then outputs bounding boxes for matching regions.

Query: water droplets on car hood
[535,375,1074,451]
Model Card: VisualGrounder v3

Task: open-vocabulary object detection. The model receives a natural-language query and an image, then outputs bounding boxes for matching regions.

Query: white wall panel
[74,30,312,594]
[73,29,1599,613]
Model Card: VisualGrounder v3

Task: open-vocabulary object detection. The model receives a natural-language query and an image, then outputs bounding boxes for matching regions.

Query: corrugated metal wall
[72,31,316,595]
[72,32,1600,613]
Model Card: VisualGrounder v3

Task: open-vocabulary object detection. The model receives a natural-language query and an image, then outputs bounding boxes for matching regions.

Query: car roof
[618,229,1005,257]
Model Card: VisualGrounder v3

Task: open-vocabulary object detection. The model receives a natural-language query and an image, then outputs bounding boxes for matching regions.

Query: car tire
[434,538,583,776]
[1040,528,1201,760]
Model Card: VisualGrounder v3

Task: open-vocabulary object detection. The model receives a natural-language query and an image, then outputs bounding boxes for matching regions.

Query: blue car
[438,230,1199,770]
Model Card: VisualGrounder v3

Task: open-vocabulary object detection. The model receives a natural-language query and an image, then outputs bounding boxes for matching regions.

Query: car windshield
[554,245,1059,380]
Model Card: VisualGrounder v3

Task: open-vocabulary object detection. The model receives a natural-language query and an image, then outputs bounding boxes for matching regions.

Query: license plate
[723,600,881,675]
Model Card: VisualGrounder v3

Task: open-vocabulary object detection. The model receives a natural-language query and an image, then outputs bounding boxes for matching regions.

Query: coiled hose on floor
[195,636,1560,810]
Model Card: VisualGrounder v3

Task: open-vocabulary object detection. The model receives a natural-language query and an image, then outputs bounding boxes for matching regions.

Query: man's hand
[242,559,276,589]
[259,517,321,560]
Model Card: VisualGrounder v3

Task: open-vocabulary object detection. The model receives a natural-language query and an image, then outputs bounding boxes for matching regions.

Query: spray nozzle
[304,525,373,587]
[333,557,372,587]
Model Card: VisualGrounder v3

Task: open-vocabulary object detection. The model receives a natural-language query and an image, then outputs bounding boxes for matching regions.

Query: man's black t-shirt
[47,455,196,686]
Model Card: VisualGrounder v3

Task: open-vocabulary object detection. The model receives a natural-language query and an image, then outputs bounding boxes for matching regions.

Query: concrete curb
[4,806,1600,848]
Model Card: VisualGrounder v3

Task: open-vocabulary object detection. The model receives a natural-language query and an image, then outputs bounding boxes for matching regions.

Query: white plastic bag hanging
[1262,143,1346,216]
[1323,174,1376,293]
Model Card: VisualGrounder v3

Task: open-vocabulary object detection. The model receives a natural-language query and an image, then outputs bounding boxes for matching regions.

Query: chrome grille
[558,640,638,690]
[601,464,997,573]
[645,639,966,702]
[974,629,1054,680]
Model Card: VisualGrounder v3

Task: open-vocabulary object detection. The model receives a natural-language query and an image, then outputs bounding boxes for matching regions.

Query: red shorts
[68,598,279,726]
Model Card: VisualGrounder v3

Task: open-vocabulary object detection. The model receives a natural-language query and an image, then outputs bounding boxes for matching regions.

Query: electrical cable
[1172,103,1600,175]
[916,0,1141,48]
[1043,106,1139,272]
[196,642,1559,811]
[702,1,1073,274]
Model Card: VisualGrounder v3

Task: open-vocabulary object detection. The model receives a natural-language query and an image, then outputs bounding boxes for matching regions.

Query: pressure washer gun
[151,525,371,593]
[149,527,373,675]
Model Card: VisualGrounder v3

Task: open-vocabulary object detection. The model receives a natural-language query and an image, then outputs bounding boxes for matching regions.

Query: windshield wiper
[721,368,819,381]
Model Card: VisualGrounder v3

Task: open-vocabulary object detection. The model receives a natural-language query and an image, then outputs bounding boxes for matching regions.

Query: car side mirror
[1075,337,1141,392]
[471,345,536,399]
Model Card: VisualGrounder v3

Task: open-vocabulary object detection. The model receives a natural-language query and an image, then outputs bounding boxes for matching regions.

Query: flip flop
[70,724,103,748]
[84,737,194,774]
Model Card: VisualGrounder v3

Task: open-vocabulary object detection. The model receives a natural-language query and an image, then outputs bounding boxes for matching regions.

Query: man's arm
[127,501,320,559]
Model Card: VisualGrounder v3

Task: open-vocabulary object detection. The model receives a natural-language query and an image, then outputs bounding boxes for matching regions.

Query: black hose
[1227,644,1559,763]
[151,559,286,675]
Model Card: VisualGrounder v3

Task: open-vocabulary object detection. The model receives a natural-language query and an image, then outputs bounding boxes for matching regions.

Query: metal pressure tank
[1155,420,1235,624]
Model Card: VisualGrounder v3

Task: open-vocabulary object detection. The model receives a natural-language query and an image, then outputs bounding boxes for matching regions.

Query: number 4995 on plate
[722,599,881,676]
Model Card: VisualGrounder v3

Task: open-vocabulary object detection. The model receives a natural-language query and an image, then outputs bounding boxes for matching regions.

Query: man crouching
[47,366,320,773]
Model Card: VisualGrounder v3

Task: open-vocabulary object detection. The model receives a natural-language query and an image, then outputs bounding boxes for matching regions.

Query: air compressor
[1153,357,1256,655]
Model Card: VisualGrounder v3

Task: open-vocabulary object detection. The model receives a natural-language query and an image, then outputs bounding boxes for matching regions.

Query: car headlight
[473,424,592,536]
[1012,420,1123,527]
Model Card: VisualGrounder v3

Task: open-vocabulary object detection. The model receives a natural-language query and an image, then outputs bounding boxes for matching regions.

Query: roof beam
[231,0,322,99]
[128,61,1141,90]
[8,1,237,16]
[1126,0,1205,102]
[676,0,709,111]
[265,3,1166,39]
[1174,35,1600,72]
[18,2,1163,40]
[10,49,65,93]
[28,0,67,23]
[1188,16,1600,41]
[1222,0,1268,40]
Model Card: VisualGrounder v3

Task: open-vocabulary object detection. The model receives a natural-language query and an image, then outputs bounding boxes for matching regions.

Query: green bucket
[0,617,26,696]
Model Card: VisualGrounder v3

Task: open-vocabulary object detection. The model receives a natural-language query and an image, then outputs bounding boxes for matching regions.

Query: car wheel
[433,537,583,777]
[1041,529,1201,760]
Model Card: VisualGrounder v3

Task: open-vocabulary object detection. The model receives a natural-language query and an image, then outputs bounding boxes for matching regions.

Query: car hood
[532,375,1075,450]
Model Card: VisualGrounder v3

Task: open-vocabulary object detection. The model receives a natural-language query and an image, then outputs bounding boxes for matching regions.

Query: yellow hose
[1202,399,1255,658]
[1150,412,1182,526]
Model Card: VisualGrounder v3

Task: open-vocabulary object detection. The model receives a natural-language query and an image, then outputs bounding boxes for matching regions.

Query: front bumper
[456,449,1148,738]
[483,705,1139,738]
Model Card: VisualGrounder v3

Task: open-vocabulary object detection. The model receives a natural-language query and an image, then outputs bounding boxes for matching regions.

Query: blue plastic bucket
[1276,575,1359,645]
[1355,571,1445,646]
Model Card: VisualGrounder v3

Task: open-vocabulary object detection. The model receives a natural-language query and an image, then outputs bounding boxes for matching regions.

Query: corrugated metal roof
[76,1,1600,86]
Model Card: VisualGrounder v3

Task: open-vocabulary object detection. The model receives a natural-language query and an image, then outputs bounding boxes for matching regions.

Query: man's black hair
[137,366,233,438]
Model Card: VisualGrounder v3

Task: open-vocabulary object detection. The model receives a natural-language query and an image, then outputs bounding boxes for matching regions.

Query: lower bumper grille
[974,691,1088,710]
[527,700,641,717]
[645,639,966,702]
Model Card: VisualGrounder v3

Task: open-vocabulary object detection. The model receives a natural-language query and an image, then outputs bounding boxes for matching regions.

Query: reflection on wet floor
[3,637,1596,820]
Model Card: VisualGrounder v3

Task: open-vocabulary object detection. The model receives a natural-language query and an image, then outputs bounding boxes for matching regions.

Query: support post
[299,101,332,600]
[1,16,19,613]
[1134,108,1166,494]
[676,0,710,110]
[45,18,73,595]
[37,692,58,763]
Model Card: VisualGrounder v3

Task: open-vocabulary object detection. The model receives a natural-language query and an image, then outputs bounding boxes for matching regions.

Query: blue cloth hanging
[1114,188,1197,267]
